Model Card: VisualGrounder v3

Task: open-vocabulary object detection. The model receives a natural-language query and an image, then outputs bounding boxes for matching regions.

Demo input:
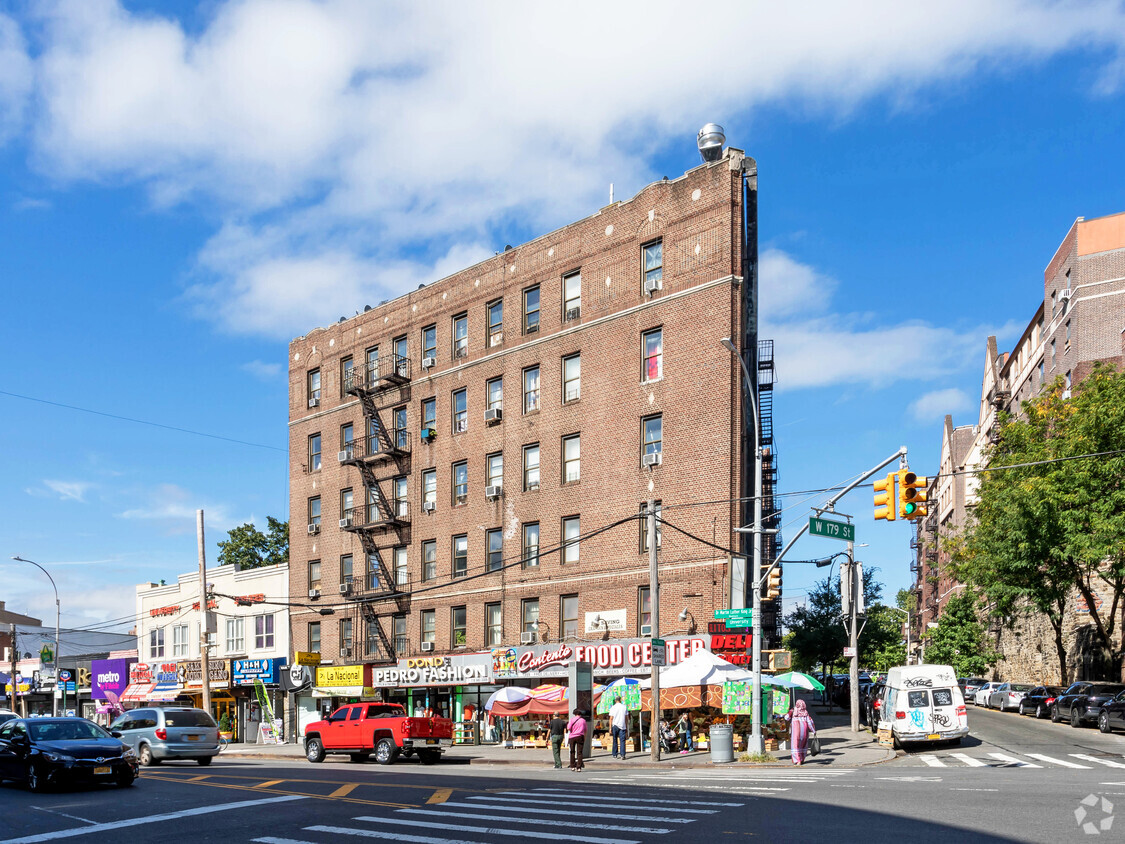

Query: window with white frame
[524,286,540,334]
[643,415,663,455]
[562,434,580,483]
[394,336,408,376]
[522,597,540,634]
[226,618,244,653]
[340,356,354,395]
[366,346,379,385]
[421,610,436,645]
[453,461,469,505]
[561,594,579,640]
[523,366,540,413]
[393,406,408,449]
[149,627,164,658]
[487,377,503,412]
[563,271,581,320]
[523,443,540,490]
[453,314,468,359]
[487,528,503,572]
[642,328,663,382]
[562,516,580,565]
[487,300,503,347]
[422,469,437,507]
[307,369,321,405]
[643,239,663,287]
[486,602,502,646]
[487,452,503,489]
[422,398,436,431]
[453,534,468,578]
[308,621,321,654]
[562,353,580,402]
[522,522,540,568]
[339,618,353,655]
[394,545,409,588]
[422,539,437,582]
[422,325,437,361]
[393,476,408,516]
[254,614,275,649]
[172,624,190,657]
[308,433,322,472]
[453,388,467,433]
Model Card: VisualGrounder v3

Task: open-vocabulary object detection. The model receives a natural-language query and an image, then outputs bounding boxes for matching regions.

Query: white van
[878,664,969,747]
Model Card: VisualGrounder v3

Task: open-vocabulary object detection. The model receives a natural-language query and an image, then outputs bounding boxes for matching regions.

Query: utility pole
[197,509,212,717]
[648,498,660,761]
[846,541,860,733]
[8,624,20,717]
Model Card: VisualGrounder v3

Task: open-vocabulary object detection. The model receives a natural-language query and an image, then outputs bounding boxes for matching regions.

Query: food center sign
[492,636,708,679]
[372,654,492,688]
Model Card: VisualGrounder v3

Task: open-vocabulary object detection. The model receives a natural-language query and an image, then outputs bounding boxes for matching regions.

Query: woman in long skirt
[786,699,816,765]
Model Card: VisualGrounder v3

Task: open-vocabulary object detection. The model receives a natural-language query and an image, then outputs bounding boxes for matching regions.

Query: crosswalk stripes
[1024,753,1089,768]
[1072,754,1125,768]
[951,753,989,767]
[252,786,741,844]
[903,750,1125,769]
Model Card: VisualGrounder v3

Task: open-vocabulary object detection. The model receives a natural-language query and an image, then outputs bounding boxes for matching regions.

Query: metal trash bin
[709,724,734,763]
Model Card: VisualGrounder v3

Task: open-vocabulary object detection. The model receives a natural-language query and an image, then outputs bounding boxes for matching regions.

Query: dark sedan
[1052,682,1125,727]
[1097,690,1125,734]
[0,717,138,791]
[1019,685,1065,718]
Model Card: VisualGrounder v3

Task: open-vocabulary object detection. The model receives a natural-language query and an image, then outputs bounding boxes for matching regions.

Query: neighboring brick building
[912,211,1125,679]
[287,145,777,715]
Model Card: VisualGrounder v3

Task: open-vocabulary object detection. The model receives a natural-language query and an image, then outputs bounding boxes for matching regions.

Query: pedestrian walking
[609,697,629,760]
[566,708,587,770]
[785,699,816,765]
[549,713,567,769]
[675,712,694,754]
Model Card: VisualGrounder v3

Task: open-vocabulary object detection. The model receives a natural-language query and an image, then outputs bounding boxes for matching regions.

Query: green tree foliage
[922,593,999,676]
[862,606,907,672]
[785,568,883,673]
[954,365,1125,683]
[217,517,290,570]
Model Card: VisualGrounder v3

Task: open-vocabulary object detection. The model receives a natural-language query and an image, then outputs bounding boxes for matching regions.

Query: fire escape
[758,339,782,649]
[338,352,413,663]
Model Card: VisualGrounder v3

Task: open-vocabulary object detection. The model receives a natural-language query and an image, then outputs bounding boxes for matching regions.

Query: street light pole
[11,556,61,716]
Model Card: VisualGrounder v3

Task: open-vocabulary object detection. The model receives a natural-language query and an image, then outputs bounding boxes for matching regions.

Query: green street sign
[715,609,754,624]
[809,516,855,542]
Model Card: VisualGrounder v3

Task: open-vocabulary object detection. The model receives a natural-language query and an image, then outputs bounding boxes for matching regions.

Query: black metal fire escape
[758,339,782,648]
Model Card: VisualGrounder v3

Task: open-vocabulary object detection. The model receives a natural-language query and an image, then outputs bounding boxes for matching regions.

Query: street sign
[295,651,322,666]
[843,646,857,658]
[715,609,754,621]
[59,670,72,681]
[809,516,855,542]
[651,638,666,667]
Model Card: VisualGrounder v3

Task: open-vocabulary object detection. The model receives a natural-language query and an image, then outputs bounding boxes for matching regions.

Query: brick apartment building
[913,211,1125,677]
[287,143,779,715]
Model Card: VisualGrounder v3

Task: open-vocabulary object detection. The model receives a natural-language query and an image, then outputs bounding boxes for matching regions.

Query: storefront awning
[312,686,377,698]
[120,683,155,702]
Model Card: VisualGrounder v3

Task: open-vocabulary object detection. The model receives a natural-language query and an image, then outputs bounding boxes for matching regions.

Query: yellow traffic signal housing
[766,565,782,600]
[898,471,929,520]
[873,472,896,521]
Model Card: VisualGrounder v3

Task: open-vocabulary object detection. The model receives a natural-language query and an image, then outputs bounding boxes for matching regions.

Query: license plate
[426,739,438,745]
[927,734,941,741]
[185,735,200,741]
[94,766,112,775]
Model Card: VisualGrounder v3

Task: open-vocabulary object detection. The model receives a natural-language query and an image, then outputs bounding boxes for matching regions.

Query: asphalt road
[2,706,1124,844]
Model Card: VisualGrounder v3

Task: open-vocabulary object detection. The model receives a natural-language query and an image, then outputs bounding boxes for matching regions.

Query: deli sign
[372,654,491,688]
[492,636,708,679]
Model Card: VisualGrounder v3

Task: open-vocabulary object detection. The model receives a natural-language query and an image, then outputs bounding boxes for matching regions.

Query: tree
[217,517,289,570]
[922,593,999,676]
[862,606,907,672]
[785,568,884,673]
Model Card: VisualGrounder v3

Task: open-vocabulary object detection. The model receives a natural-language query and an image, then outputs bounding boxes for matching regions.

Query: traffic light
[766,565,782,600]
[873,472,896,521]
[898,470,928,520]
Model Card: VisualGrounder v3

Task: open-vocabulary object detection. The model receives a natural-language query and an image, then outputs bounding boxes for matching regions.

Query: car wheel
[116,769,136,788]
[1019,702,1026,716]
[26,764,48,793]
[349,753,370,763]
[1100,712,1113,734]
[1051,705,1062,723]
[138,744,159,766]
[998,699,1006,712]
[1071,708,1084,728]
[417,750,440,765]
[1036,704,1045,719]
[305,738,326,763]
[196,756,213,767]
[374,737,399,765]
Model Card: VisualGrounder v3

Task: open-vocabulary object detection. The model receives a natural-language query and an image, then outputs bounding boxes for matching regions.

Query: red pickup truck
[304,702,454,765]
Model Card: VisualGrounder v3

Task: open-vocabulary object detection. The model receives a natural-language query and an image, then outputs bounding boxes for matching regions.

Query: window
[486,602,502,646]
[422,325,437,362]
[340,554,353,587]
[452,606,467,647]
[365,485,380,523]
[366,346,380,385]
[1066,320,1071,348]
[394,546,409,588]
[487,300,503,347]
[487,528,503,572]
[642,328,663,382]
[393,476,408,517]
[308,622,321,654]
[422,539,437,582]
[1066,370,1072,390]
[521,598,540,634]
[453,313,468,359]
[149,628,164,658]
[308,433,322,472]
[638,587,651,633]
[643,415,663,455]
[487,377,503,412]
[341,422,354,455]
[1051,291,1057,319]
[523,366,540,413]
[341,488,354,526]
[366,551,382,590]
[422,398,436,431]
[172,624,190,657]
[562,434,580,483]
[308,496,321,528]
[393,615,407,654]
[487,452,503,489]
[341,356,354,395]
[641,501,663,551]
[421,610,436,645]
[308,369,321,406]
[422,469,437,507]
[562,516,580,565]
[453,534,468,578]
[393,407,408,449]
[524,286,540,334]
[561,594,578,640]
[367,417,381,455]
[522,522,540,568]
[1051,339,1056,368]
[523,443,540,490]
[226,618,244,653]
[562,353,580,402]
[453,388,468,433]
[254,614,275,649]
[563,271,581,320]
[339,618,353,655]
[394,335,408,376]
[1038,360,1045,382]
[308,560,321,591]
[453,461,469,504]
[643,239,663,287]
[365,620,380,656]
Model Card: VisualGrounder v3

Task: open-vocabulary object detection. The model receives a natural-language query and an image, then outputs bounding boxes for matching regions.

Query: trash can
[709,724,734,763]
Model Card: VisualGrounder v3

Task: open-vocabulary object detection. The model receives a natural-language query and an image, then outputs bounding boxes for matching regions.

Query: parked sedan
[0,717,138,791]
[973,682,1003,706]
[1052,682,1125,727]
[1018,686,1065,718]
[961,678,989,701]
[1097,690,1125,734]
[988,683,1034,712]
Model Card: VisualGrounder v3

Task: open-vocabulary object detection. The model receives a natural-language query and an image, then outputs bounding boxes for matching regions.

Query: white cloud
[42,479,93,502]
[12,196,51,211]
[909,388,974,422]
[118,483,231,535]
[240,359,282,380]
[0,14,31,145]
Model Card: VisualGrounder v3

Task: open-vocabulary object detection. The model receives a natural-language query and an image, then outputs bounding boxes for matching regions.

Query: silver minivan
[109,707,220,766]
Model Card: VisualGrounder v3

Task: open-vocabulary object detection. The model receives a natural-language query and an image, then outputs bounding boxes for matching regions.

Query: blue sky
[2,1,1124,630]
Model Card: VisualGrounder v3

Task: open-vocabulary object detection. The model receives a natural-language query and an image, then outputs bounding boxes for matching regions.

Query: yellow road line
[427,788,453,804]
[143,770,459,792]
[187,775,212,782]
[142,774,411,809]
[329,783,359,798]
[255,779,286,788]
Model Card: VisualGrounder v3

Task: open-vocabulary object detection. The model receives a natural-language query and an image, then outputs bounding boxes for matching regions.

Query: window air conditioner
[338,448,353,462]
[640,624,652,636]
[527,482,540,491]
[455,346,468,359]
[526,323,539,334]
[421,642,435,652]
[565,388,580,402]
[307,523,320,536]
[1062,389,1072,399]
[308,397,320,408]
[485,485,502,500]
[642,452,663,468]
[307,589,320,599]
[644,278,662,294]
[339,582,352,596]
[520,632,535,645]
[340,646,352,658]
[422,501,436,513]
[565,307,581,321]
[1059,288,1073,301]
[339,518,351,529]
[422,356,436,369]
[484,407,502,423]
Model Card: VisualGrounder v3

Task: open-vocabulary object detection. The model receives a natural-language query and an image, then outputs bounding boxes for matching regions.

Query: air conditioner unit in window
[339,582,352,596]
[338,448,353,462]
[1059,288,1073,301]
[308,397,320,408]
[642,452,663,468]
[454,346,468,359]
[526,323,539,334]
[565,307,581,321]
[307,523,320,536]
[454,419,468,433]
[640,624,652,636]
[565,388,580,402]
[307,589,320,599]
[422,356,436,369]
[527,482,540,491]
[339,518,351,529]
[485,485,502,500]
[520,632,535,645]
[420,642,435,652]
[644,278,662,294]
[484,407,502,423]
[1062,389,1072,399]
[422,501,436,513]
[455,493,468,505]
[340,646,352,658]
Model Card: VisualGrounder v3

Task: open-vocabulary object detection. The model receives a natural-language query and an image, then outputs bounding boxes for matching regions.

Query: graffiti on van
[903,676,933,688]
[931,712,952,728]
[909,710,925,728]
